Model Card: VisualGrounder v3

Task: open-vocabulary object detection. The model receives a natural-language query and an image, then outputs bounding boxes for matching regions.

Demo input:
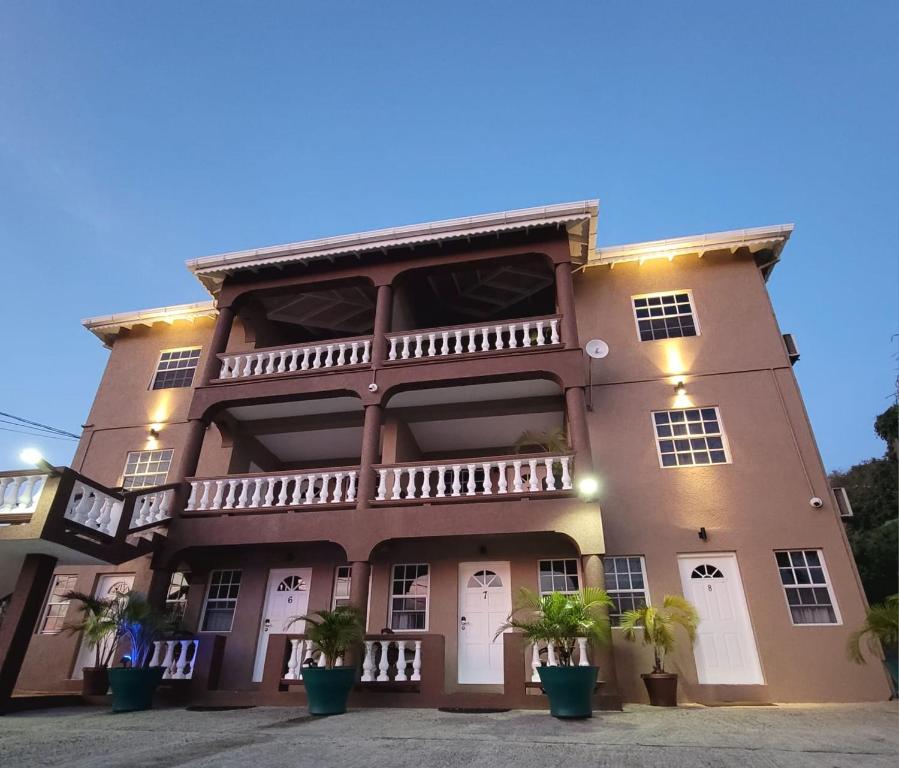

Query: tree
[829,402,898,604]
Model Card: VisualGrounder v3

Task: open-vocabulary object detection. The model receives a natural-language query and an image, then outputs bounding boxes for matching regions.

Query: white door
[72,574,135,679]
[252,568,312,682]
[458,561,512,684]
[678,554,763,685]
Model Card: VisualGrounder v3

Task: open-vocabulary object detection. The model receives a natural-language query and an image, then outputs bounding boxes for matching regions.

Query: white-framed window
[151,347,202,390]
[40,574,78,634]
[332,565,352,609]
[200,570,242,632]
[538,559,580,595]
[604,556,649,625]
[388,564,429,631]
[121,449,174,490]
[653,407,730,467]
[165,572,189,624]
[632,290,699,342]
[775,550,840,625]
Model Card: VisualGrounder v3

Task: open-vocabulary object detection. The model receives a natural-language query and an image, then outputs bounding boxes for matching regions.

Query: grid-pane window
[165,572,189,625]
[152,348,201,390]
[332,566,352,609]
[389,564,429,630]
[122,449,173,490]
[653,408,729,467]
[633,291,698,341]
[201,570,242,631]
[538,559,580,595]
[605,557,649,624]
[41,575,77,634]
[776,550,838,625]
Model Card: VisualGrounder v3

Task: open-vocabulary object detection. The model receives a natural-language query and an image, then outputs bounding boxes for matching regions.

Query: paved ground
[0,702,897,768]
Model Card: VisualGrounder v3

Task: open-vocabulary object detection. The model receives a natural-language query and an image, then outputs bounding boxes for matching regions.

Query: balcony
[216,336,372,381]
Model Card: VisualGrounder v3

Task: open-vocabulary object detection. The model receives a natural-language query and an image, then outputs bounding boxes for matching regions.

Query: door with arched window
[458,562,512,684]
[72,574,135,679]
[253,568,312,681]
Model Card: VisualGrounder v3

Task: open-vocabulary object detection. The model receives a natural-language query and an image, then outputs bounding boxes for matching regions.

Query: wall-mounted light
[577,476,600,499]
[148,427,160,439]
[698,527,708,541]
[674,380,687,396]
[19,448,60,476]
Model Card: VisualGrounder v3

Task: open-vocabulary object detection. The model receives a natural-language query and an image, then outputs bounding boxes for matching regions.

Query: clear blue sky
[1,1,896,472]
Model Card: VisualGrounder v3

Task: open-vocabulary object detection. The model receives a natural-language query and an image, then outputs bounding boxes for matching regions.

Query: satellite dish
[585,339,609,359]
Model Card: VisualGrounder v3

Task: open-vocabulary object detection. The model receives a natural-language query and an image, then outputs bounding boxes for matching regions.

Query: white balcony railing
[63,481,124,536]
[361,638,423,683]
[186,469,359,512]
[283,638,345,680]
[217,337,372,381]
[386,315,561,361]
[374,454,572,502]
[0,473,48,519]
[529,639,591,681]
[150,639,199,679]
[129,488,175,529]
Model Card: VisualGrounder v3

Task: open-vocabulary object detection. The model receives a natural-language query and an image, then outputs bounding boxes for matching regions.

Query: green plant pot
[302,667,357,716]
[537,665,598,718]
[107,667,165,713]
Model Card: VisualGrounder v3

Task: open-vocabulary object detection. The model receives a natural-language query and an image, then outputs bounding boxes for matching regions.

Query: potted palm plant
[287,606,364,715]
[106,591,170,713]
[619,595,699,706]
[847,594,898,693]
[63,591,118,696]
[497,588,611,718]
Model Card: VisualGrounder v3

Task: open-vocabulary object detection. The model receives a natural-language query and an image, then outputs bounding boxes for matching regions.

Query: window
[165,572,189,624]
[538,559,580,595]
[775,550,839,625]
[389,564,429,630]
[40,575,77,634]
[332,566,352,609]
[151,348,202,390]
[632,291,698,341]
[121,449,173,490]
[605,557,649,624]
[653,408,729,467]
[200,570,242,631]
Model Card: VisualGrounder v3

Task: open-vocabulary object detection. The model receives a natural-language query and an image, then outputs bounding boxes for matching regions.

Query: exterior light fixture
[674,380,687,396]
[698,527,708,541]
[19,448,59,476]
[577,476,600,499]
[148,427,160,439]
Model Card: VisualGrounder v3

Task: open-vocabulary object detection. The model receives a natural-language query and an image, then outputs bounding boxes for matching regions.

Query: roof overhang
[186,200,599,295]
[82,301,218,347]
[586,223,794,280]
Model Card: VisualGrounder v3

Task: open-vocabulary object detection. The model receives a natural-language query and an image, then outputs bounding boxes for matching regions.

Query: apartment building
[0,201,890,709]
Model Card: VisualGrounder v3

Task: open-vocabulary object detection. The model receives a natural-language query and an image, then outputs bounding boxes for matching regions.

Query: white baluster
[466,464,477,496]
[157,489,173,520]
[318,473,331,504]
[453,330,463,353]
[254,352,265,375]
[388,337,399,361]
[242,355,254,377]
[304,475,317,505]
[0,478,13,511]
[323,344,334,367]
[301,348,312,370]
[149,641,164,668]
[285,638,300,680]
[290,475,305,506]
[481,463,493,495]
[212,480,226,510]
[495,325,504,350]
[173,640,190,679]
[531,643,541,682]
[497,462,508,494]
[349,342,359,364]
[528,459,539,492]
[336,344,347,366]
[420,467,431,499]
[376,469,388,501]
[395,640,408,681]
[480,327,490,351]
[512,461,524,493]
[161,640,176,679]
[332,472,344,503]
[560,457,572,490]
[467,328,477,353]
[577,637,589,667]
[277,476,290,506]
[277,350,288,373]
[317,650,326,668]
[377,640,390,681]
[218,357,230,378]
[427,333,437,357]
[301,639,315,676]
[250,478,264,508]
[440,331,450,355]
[550,318,560,344]
[547,641,557,667]
[223,480,238,509]
[263,478,276,507]
[312,346,323,369]
[544,458,556,491]
[405,467,418,499]
[411,641,422,681]
[401,336,411,360]
[361,340,371,363]
[391,468,403,501]
[535,320,546,345]
[361,641,375,682]
[288,349,299,371]
[132,496,149,527]
[414,334,424,358]
[436,466,446,498]
[451,465,462,497]
[236,479,251,508]
[522,321,532,347]
[508,323,517,347]
[266,351,277,373]
[198,481,212,511]
[346,471,357,503]
[186,482,199,510]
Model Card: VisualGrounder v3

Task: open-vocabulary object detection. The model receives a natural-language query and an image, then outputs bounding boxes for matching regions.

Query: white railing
[375,454,572,502]
[186,469,358,511]
[129,488,175,529]
[64,481,124,536]
[150,639,199,680]
[386,316,560,361]
[361,639,422,683]
[0,474,48,518]
[283,638,345,680]
[529,639,591,681]
[217,338,371,380]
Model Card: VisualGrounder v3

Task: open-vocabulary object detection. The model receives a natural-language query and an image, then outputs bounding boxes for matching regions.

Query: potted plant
[106,591,170,713]
[847,594,898,693]
[497,588,611,718]
[63,592,118,696]
[287,606,364,715]
[619,595,699,706]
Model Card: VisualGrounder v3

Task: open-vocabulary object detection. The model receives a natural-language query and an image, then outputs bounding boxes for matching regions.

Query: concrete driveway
[0,702,897,768]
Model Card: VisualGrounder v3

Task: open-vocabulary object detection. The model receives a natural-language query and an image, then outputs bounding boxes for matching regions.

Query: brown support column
[0,554,57,709]
[355,403,382,511]
[349,561,372,629]
[565,385,594,476]
[200,304,236,384]
[582,553,621,706]
[554,261,579,349]
[370,283,393,367]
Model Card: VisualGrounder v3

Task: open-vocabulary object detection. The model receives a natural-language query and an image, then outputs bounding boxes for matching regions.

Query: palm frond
[286,606,364,669]
[619,594,700,673]
[847,595,898,664]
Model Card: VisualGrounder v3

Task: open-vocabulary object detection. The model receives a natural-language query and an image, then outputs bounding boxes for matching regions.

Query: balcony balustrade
[63,479,124,537]
[149,638,200,680]
[129,488,175,529]
[374,453,573,503]
[528,639,591,682]
[0,472,48,524]
[216,336,372,381]
[386,315,561,362]
[281,634,423,685]
[185,467,359,512]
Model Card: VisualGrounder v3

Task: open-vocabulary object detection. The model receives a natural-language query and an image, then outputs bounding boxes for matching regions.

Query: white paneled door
[252,568,312,682]
[72,574,135,679]
[457,561,511,684]
[678,554,763,685]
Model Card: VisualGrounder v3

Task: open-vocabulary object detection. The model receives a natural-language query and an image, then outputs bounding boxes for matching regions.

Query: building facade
[0,201,890,709]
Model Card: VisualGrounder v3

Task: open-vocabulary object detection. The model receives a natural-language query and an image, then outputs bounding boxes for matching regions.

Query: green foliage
[63,591,118,668]
[874,403,897,460]
[513,428,568,455]
[495,588,612,666]
[287,606,364,670]
[619,595,699,674]
[847,595,899,664]
[111,591,171,668]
